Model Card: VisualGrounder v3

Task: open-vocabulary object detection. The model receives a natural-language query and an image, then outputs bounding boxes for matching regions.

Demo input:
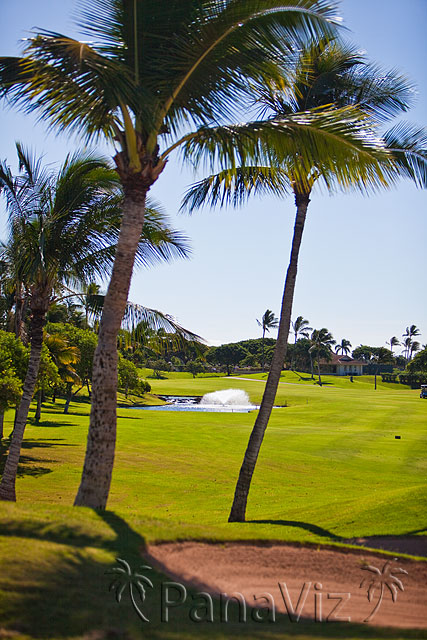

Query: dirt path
[147,542,427,629]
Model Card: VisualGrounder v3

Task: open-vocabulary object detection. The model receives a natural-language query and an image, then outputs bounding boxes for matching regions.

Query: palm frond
[122,302,203,346]
[176,106,399,205]
[383,122,427,188]
[181,166,291,212]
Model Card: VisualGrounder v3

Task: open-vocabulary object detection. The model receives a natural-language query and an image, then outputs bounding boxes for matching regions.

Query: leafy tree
[33,345,60,423]
[183,40,427,521]
[0,373,22,439]
[370,347,394,390]
[0,0,342,509]
[147,359,171,380]
[240,353,261,369]
[406,347,427,374]
[0,331,28,437]
[394,354,407,368]
[335,338,352,355]
[287,337,312,373]
[256,309,279,371]
[186,360,206,379]
[207,343,248,376]
[118,356,149,397]
[352,345,374,361]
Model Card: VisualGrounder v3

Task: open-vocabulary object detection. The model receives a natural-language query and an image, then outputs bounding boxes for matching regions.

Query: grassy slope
[1,376,426,640]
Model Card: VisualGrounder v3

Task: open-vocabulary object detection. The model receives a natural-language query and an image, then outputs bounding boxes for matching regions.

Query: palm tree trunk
[228,191,310,522]
[35,388,42,423]
[261,328,265,372]
[74,190,148,509]
[14,284,25,342]
[0,308,46,501]
[317,359,322,386]
[0,411,4,440]
[309,350,314,379]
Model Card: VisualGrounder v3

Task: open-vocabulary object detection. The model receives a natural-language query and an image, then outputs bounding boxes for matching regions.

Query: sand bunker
[147,541,427,629]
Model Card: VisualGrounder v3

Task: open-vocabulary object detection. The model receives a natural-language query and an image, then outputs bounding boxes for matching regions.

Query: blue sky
[1,1,426,351]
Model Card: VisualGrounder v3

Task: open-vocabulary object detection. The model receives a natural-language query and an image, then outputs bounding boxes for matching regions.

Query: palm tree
[409,340,421,360]
[335,338,352,355]
[256,309,279,372]
[0,0,343,509]
[0,146,194,501]
[291,315,312,372]
[309,328,335,385]
[292,316,312,343]
[402,325,420,359]
[182,40,427,522]
[386,336,400,354]
[0,147,124,501]
[81,282,101,329]
[44,332,80,405]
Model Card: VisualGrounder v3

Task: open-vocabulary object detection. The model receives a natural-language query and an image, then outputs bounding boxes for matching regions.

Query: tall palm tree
[256,309,278,372]
[335,338,352,355]
[182,40,427,522]
[0,0,344,509]
[309,327,335,385]
[386,336,400,354]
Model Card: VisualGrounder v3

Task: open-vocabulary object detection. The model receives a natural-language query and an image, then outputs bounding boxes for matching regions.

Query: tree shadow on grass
[248,519,343,541]
[0,438,75,478]
[38,408,138,420]
[1,510,422,640]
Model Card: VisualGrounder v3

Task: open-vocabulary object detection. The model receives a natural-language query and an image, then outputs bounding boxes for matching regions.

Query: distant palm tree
[43,331,80,410]
[256,309,279,372]
[107,558,153,623]
[292,316,312,343]
[290,316,312,372]
[402,325,420,359]
[386,336,400,354]
[360,559,407,622]
[309,328,336,385]
[335,338,352,355]
[409,341,421,360]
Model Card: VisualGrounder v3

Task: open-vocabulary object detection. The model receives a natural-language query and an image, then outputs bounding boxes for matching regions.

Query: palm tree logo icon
[360,559,408,622]
[106,558,154,622]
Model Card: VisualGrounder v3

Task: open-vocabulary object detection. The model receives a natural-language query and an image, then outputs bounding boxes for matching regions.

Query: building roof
[320,353,367,366]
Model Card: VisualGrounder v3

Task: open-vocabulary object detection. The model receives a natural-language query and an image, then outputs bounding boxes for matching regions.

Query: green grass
[1,377,426,639]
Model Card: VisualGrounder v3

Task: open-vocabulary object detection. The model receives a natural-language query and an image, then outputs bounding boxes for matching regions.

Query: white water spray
[200,389,254,407]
